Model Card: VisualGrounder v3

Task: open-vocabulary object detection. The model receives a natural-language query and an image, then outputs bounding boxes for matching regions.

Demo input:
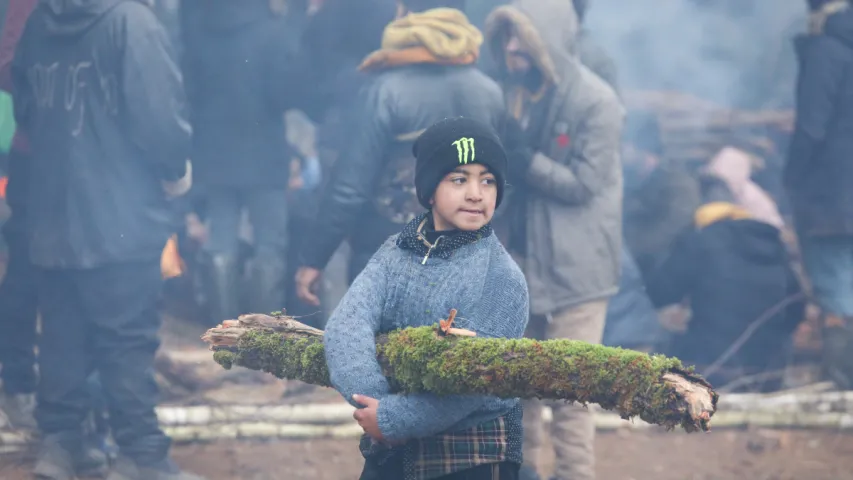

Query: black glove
[502,117,534,183]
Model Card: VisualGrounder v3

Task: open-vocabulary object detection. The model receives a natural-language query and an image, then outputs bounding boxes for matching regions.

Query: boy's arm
[376,269,529,443]
[323,249,393,406]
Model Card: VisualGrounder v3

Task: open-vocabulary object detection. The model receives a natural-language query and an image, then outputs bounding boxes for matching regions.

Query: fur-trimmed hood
[484,0,579,85]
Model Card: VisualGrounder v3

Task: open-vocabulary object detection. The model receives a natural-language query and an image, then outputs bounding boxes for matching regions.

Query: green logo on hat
[452,137,475,164]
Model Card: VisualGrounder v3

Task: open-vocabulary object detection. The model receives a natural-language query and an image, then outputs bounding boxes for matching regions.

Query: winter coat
[301,9,506,270]
[485,0,625,315]
[181,0,300,189]
[12,0,191,268]
[646,204,804,370]
[786,2,853,237]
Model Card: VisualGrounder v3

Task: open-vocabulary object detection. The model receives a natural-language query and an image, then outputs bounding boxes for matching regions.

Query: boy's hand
[353,394,385,442]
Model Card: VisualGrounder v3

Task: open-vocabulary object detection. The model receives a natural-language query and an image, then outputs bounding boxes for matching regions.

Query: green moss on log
[211,324,715,432]
[221,329,332,387]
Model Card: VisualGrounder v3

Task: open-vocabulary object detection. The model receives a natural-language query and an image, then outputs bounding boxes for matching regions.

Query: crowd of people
[0,0,849,479]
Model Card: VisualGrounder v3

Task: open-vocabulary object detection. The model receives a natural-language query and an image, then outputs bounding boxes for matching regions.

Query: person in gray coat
[485,1,624,479]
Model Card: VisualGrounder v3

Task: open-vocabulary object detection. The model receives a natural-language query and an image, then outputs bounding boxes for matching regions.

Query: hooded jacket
[181,0,301,189]
[646,204,804,371]
[786,1,853,236]
[486,0,624,315]
[12,0,191,268]
[300,8,506,271]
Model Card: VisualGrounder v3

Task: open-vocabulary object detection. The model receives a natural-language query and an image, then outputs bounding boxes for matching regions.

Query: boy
[324,117,529,480]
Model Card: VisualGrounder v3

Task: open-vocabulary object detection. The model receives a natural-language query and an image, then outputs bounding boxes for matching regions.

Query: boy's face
[430,164,497,231]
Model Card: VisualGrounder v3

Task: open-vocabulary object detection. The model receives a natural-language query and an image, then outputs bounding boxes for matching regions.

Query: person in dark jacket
[181,0,302,323]
[12,1,201,479]
[786,0,853,388]
[645,202,805,388]
[295,0,508,306]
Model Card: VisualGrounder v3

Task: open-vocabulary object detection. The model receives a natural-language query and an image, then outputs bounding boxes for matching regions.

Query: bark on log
[201,314,718,433]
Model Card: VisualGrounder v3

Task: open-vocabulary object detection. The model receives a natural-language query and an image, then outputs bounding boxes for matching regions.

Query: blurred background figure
[786,0,853,389]
[181,0,304,323]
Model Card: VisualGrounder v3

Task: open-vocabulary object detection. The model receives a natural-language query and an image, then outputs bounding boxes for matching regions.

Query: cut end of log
[201,313,324,350]
[662,371,719,432]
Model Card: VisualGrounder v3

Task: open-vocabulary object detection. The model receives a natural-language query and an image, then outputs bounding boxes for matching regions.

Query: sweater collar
[396,212,492,264]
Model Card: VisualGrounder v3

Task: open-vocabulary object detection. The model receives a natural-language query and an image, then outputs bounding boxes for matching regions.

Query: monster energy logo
[452,137,476,164]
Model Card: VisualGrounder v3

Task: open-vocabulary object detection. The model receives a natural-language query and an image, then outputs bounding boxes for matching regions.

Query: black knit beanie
[413,117,508,209]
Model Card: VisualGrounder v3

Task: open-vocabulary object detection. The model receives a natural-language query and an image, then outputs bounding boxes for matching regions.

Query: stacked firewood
[623,90,795,166]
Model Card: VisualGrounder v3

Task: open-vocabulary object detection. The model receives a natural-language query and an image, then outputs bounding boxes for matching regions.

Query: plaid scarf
[396,212,493,263]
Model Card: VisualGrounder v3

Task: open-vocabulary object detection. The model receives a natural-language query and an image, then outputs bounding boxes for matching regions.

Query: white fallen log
[156,403,355,426]
[3,390,853,453]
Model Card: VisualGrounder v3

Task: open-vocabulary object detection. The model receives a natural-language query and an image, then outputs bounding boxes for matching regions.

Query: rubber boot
[246,254,287,315]
[199,254,241,324]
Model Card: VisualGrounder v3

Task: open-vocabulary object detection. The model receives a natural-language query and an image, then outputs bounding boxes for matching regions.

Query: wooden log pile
[623,90,794,166]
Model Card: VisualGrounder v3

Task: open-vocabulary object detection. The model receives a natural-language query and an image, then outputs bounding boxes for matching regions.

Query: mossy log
[201,314,718,433]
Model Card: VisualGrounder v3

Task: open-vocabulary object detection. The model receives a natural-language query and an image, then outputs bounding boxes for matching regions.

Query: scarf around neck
[396,212,492,263]
[359,8,483,71]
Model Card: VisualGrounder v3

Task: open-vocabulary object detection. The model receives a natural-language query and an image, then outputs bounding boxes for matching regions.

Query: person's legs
[36,268,90,438]
[546,300,608,480]
[35,268,108,479]
[200,189,243,323]
[244,188,289,314]
[521,315,548,477]
[799,235,853,388]
[0,228,39,428]
[76,260,170,465]
[800,235,853,318]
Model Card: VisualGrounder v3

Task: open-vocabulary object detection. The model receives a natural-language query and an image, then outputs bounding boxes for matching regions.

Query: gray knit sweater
[323,232,529,443]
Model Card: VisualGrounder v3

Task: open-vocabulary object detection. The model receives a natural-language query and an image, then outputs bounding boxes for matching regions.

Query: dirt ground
[3,428,853,480]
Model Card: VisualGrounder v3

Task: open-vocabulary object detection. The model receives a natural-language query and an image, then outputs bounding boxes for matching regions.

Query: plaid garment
[360,403,523,480]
